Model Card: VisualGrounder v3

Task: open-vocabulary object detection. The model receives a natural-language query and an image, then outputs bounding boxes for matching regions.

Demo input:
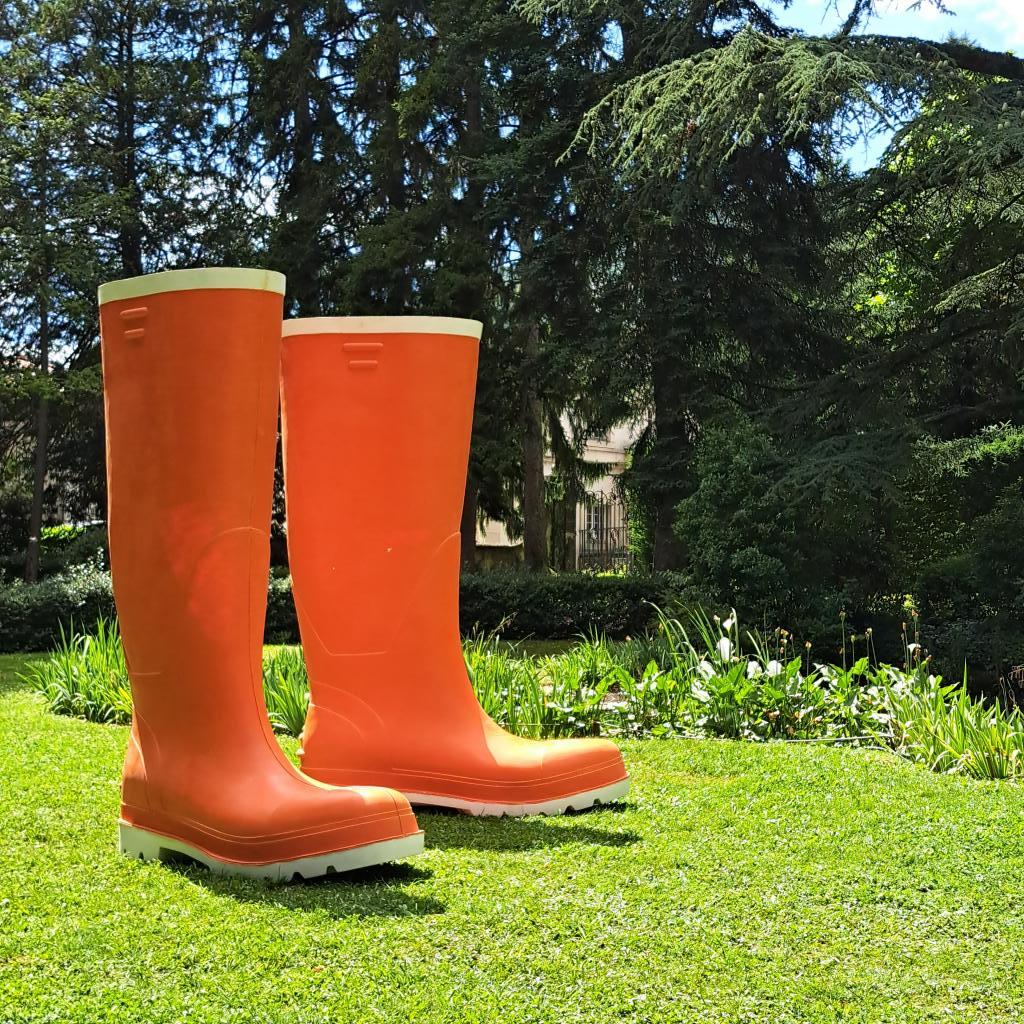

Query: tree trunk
[25,291,50,584]
[650,353,687,572]
[652,494,683,571]
[458,64,488,573]
[115,9,143,276]
[521,324,547,572]
[379,1,408,313]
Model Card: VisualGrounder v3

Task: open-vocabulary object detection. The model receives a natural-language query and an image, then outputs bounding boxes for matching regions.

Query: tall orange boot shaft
[281,316,629,815]
[100,270,422,878]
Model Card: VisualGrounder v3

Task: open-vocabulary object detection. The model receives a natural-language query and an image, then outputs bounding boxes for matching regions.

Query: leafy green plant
[39,524,86,546]
[262,646,310,737]
[464,630,548,739]
[23,616,131,725]
[536,636,619,738]
[880,666,1024,779]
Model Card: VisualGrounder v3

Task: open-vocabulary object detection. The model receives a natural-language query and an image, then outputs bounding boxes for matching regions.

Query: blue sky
[773,1,1023,168]
[781,0,1024,51]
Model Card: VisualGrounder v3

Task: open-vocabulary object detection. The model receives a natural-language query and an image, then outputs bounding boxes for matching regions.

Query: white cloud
[876,0,1024,48]
[956,0,1024,48]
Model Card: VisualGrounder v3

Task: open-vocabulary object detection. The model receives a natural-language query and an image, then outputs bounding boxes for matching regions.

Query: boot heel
[118,822,174,863]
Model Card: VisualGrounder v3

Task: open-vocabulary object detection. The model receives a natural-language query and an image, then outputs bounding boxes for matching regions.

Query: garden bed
[24,613,1024,780]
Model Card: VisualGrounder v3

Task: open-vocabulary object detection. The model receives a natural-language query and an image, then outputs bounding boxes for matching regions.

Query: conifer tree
[1,0,228,574]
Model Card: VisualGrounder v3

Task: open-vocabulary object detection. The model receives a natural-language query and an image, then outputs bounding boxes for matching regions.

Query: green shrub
[0,524,109,580]
[41,525,108,575]
[459,571,669,639]
[264,574,300,644]
[0,564,116,652]
[0,569,674,653]
[39,524,85,548]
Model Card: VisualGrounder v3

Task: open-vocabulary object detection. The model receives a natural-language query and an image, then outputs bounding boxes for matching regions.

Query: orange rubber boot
[99,271,422,879]
[281,316,630,816]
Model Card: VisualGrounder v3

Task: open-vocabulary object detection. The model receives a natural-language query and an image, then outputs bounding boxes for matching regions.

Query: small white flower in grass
[766,660,782,677]
[698,660,715,679]
[717,636,732,660]
[907,643,920,653]
[747,661,761,678]
[723,615,735,631]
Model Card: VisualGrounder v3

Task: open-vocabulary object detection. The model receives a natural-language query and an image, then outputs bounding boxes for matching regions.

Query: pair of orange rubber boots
[99,267,629,881]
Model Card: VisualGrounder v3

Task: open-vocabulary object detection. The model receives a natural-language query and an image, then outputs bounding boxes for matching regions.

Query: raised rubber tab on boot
[99,268,286,305]
[282,316,483,339]
[341,341,384,352]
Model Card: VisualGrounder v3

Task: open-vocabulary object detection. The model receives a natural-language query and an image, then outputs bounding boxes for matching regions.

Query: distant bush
[0,569,676,652]
[459,571,671,639]
[42,525,108,574]
[0,564,116,652]
[265,573,299,644]
[4,567,1015,682]
[0,524,109,580]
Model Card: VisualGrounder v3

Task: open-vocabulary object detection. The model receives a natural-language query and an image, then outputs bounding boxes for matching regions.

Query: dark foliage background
[1,0,1021,675]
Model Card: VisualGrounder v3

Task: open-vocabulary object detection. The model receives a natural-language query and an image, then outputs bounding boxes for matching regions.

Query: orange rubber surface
[280,318,628,809]
[100,277,420,866]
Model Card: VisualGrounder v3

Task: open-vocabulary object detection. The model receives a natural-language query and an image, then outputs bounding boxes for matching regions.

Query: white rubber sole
[403,777,631,817]
[118,822,425,882]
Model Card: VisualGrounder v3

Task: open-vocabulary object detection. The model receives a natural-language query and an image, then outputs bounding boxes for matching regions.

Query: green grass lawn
[2,652,1024,1023]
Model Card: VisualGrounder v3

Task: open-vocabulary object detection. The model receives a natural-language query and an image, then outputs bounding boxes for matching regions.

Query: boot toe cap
[284,783,421,847]
[539,736,627,787]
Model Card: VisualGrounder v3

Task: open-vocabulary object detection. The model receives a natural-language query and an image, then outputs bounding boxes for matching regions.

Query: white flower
[747,660,761,678]
[907,643,920,652]
[698,660,715,679]
[723,615,735,631]
[717,636,732,660]
[766,660,782,677]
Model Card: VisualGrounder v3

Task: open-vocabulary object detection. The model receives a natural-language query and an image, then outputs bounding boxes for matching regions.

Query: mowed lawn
[2,652,1024,1024]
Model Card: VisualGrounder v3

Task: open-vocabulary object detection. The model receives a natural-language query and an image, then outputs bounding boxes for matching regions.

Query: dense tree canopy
[0,0,1020,671]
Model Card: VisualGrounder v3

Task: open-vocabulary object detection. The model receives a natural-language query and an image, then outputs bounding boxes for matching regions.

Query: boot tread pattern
[118,822,424,883]
[405,778,630,818]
